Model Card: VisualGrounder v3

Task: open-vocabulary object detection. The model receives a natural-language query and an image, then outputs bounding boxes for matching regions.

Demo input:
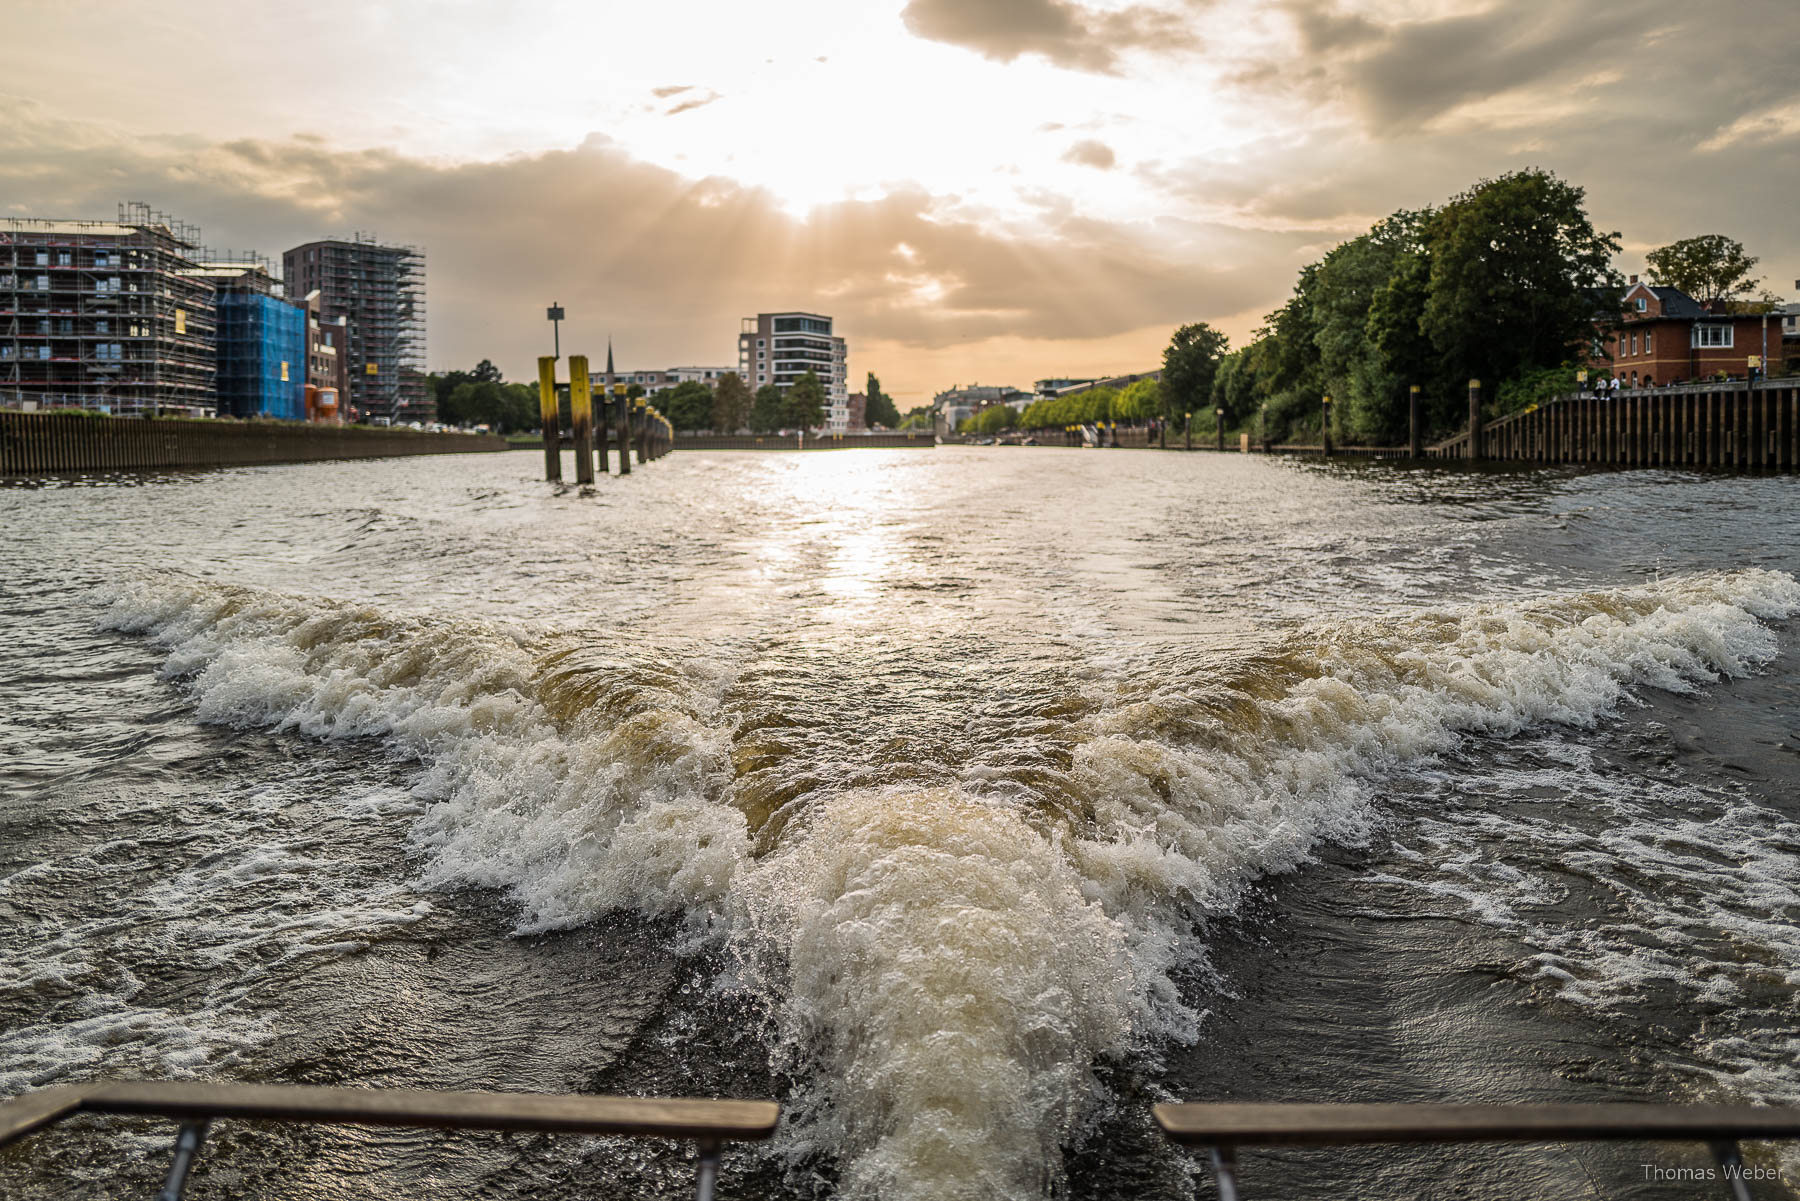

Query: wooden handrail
[1155,1102,1800,1201]
[2,1080,779,1201]
[0,1080,777,1148]
[1154,1101,1800,1146]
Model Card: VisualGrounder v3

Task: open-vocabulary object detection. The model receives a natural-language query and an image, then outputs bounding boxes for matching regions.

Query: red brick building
[1605,280,1781,387]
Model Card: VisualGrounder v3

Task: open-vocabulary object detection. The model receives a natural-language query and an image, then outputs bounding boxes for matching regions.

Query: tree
[1419,169,1622,400]
[750,384,786,433]
[472,359,503,384]
[865,372,901,429]
[625,383,646,401]
[898,406,932,430]
[783,371,826,429]
[1311,210,1428,444]
[1162,323,1230,422]
[1645,235,1762,307]
[1116,377,1163,420]
[712,372,751,432]
[662,380,714,431]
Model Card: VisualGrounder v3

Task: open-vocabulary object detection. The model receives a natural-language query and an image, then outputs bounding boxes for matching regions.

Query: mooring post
[1215,406,1225,452]
[635,400,649,463]
[1408,384,1421,458]
[617,391,632,476]
[569,354,594,486]
[1184,412,1192,451]
[1159,416,1166,450]
[537,356,561,482]
[1321,395,1333,456]
[1466,379,1482,460]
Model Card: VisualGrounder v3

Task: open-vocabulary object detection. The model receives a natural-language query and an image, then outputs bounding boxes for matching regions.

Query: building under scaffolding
[0,203,217,414]
[192,262,305,421]
[282,235,427,423]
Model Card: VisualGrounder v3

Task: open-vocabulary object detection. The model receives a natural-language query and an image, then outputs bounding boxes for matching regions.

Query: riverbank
[0,410,507,476]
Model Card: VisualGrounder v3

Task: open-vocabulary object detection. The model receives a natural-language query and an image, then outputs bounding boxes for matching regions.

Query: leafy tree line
[1205,169,1631,445]
[1010,169,1773,445]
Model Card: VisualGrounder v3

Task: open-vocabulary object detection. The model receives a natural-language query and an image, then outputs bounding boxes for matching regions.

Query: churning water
[2,449,1797,1199]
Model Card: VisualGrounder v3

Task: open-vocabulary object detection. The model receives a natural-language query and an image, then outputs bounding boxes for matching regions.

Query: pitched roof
[1646,286,1707,319]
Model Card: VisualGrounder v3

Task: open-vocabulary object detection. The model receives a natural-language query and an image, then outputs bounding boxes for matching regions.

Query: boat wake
[96,568,1799,1199]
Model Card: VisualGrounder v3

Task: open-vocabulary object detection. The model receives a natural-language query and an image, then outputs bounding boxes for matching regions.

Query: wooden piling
[568,354,594,486]
[617,393,632,475]
[1466,380,1482,460]
[537,357,561,482]
[635,401,648,463]
[1322,396,1333,456]
[1408,385,1421,458]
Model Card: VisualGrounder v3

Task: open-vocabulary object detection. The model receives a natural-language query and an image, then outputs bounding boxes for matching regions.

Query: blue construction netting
[216,294,307,420]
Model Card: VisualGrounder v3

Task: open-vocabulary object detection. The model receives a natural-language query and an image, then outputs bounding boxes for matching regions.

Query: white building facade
[737,311,849,431]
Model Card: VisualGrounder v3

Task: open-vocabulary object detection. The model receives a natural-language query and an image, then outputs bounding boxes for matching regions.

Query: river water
[2,447,1797,1200]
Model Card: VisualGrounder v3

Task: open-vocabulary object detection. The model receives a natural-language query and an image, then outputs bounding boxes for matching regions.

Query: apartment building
[736,311,849,430]
[0,205,217,414]
[282,235,427,423]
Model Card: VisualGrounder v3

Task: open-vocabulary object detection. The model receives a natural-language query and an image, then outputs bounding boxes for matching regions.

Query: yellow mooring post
[537,356,561,482]
[568,354,594,486]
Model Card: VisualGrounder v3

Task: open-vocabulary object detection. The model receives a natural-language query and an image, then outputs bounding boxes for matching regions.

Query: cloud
[1061,139,1116,169]
[0,95,1289,400]
[665,90,722,116]
[900,0,1202,73]
[651,85,694,99]
[1261,0,1800,138]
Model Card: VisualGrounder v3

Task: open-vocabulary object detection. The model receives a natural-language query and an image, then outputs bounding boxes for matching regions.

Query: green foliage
[1645,234,1761,306]
[1495,363,1589,414]
[898,406,932,430]
[1421,169,1621,396]
[959,405,1016,435]
[783,372,827,429]
[712,372,750,433]
[661,380,714,431]
[1179,170,1625,445]
[625,383,646,401]
[1162,323,1230,417]
[865,373,902,429]
[441,379,537,432]
[749,384,786,433]
[1115,377,1164,420]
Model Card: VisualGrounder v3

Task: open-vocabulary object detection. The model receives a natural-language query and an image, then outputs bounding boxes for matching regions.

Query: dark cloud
[1062,139,1116,169]
[900,0,1202,73]
[0,96,1290,393]
[1268,0,1800,136]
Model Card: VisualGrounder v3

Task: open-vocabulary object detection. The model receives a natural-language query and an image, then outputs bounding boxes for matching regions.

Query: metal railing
[1154,1102,1800,1201]
[0,1080,779,1201]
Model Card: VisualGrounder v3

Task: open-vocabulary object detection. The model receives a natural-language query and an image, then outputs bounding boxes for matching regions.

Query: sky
[4,0,1797,403]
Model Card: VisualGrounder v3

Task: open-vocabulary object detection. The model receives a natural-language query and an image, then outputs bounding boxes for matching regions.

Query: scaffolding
[215,292,305,419]
[0,203,216,414]
[281,234,427,423]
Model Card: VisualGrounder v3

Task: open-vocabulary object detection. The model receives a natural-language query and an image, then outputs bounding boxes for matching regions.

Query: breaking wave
[97,567,1800,1199]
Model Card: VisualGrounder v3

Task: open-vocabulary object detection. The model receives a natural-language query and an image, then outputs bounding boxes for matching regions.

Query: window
[757,373,766,382]
[1634,297,1647,311]
[1644,331,1652,354]
[57,252,71,266]
[757,339,765,347]
[1630,334,1639,356]
[1693,324,1733,348]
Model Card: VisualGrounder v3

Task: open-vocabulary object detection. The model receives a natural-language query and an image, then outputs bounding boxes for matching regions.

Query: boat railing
[1154,1101,1800,1201]
[0,1079,779,1201]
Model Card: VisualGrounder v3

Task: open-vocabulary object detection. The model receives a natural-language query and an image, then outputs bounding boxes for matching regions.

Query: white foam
[90,567,1800,1198]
